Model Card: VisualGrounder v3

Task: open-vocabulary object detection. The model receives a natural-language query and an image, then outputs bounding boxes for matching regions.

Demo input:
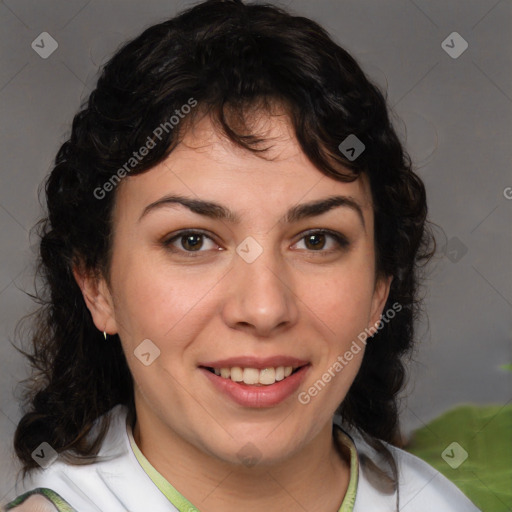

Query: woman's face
[85,110,391,465]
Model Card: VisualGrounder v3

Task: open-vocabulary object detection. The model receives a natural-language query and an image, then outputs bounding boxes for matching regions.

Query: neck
[132,404,350,512]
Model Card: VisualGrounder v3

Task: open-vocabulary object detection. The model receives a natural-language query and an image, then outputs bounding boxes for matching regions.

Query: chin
[200,423,307,468]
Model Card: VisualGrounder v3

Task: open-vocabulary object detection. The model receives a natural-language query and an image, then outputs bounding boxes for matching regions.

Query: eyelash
[161,229,350,257]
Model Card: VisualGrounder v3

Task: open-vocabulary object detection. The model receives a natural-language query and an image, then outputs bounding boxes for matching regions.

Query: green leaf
[406,404,512,512]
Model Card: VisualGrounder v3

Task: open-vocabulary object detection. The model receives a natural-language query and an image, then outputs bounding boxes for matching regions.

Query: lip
[200,364,310,408]
[199,356,310,370]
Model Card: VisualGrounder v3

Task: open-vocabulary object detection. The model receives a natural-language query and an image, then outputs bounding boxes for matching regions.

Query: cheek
[300,263,376,342]
[111,250,221,349]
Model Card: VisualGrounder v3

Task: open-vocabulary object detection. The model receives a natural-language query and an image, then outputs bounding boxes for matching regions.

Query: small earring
[103,331,107,340]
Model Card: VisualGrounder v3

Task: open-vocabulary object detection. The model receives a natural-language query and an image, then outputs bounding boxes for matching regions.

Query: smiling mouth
[202,365,306,386]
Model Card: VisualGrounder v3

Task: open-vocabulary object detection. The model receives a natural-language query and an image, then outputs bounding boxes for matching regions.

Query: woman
[4,0,480,510]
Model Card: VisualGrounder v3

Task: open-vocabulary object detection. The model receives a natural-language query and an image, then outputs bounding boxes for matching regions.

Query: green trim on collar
[128,431,199,512]
[5,488,78,512]
[128,422,358,512]
[335,426,359,512]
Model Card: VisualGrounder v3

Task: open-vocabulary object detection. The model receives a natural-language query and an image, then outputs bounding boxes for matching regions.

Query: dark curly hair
[13,0,434,492]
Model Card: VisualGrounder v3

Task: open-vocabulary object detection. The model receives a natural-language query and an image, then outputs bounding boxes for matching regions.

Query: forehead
[177,108,307,164]
[114,111,373,222]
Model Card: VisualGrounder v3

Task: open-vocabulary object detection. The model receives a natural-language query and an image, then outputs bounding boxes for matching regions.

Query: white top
[7,404,480,512]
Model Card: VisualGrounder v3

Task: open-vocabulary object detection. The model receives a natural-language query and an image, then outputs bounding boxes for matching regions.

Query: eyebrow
[139,194,366,230]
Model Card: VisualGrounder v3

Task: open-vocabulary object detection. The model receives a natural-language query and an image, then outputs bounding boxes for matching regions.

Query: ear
[72,264,118,335]
[368,274,393,329]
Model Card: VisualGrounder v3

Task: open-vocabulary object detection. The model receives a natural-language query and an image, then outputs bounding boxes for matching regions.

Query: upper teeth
[213,366,294,385]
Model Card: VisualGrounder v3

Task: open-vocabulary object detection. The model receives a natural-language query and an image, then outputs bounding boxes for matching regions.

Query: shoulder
[342,426,481,512]
[5,404,127,511]
[389,443,480,511]
[6,406,172,512]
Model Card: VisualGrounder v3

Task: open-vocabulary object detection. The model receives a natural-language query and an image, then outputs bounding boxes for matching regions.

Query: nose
[221,245,299,338]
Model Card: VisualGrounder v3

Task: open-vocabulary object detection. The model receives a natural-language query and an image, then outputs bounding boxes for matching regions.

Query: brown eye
[293,230,349,253]
[163,230,219,254]
[304,233,327,250]
[181,233,204,251]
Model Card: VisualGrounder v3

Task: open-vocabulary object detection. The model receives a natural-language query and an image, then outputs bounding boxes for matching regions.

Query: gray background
[0,0,511,504]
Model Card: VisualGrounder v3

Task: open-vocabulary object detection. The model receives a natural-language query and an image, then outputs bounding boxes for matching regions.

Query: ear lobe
[72,264,117,335]
[369,274,393,329]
